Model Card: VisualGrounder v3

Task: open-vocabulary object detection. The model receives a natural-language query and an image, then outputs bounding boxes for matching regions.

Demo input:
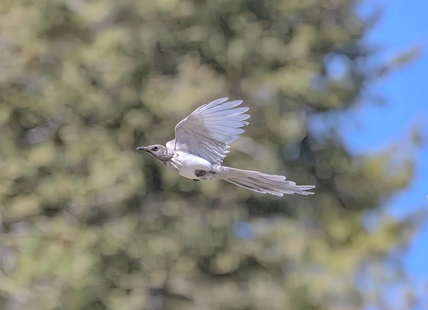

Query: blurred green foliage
[0,0,422,309]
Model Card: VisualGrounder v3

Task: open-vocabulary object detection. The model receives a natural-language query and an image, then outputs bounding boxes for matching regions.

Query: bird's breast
[175,151,213,180]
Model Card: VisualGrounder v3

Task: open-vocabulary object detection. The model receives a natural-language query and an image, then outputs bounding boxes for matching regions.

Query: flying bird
[137,98,315,196]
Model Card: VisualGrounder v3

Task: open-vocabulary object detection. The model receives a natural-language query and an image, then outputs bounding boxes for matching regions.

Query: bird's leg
[194,169,217,180]
[194,170,206,177]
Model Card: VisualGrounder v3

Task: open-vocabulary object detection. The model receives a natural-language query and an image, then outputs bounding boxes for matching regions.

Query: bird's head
[136,144,172,162]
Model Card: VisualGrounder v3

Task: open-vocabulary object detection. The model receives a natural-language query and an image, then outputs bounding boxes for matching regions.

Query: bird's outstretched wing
[166,97,250,165]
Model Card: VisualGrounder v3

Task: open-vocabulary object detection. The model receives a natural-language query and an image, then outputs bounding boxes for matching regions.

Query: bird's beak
[136,146,148,152]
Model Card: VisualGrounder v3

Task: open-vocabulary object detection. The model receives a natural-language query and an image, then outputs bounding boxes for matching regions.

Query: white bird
[137,98,315,196]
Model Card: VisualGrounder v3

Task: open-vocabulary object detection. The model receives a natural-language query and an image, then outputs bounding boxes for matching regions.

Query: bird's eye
[152,146,159,151]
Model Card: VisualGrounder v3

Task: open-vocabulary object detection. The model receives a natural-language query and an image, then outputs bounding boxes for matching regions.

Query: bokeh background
[0,0,427,309]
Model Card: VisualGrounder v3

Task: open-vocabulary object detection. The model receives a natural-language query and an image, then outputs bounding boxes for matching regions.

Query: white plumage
[166,97,250,165]
[139,98,315,196]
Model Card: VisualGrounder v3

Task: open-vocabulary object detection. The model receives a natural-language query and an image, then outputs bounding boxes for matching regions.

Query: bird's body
[137,98,315,196]
[173,151,213,180]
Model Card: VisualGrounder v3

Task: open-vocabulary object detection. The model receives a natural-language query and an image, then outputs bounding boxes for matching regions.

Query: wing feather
[169,98,250,164]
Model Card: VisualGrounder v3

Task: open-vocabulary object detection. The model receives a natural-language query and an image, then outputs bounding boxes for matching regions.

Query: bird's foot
[194,170,206,177]
[192,179,199,182]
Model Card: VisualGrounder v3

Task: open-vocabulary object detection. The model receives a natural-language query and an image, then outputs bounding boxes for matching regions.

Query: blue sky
[343,0,428,306]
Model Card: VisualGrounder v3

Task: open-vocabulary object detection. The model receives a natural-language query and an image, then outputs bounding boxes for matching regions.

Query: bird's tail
[215,166,315,196]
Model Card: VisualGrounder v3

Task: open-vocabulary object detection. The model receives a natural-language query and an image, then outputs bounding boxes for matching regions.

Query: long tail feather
[215,166,315,196]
